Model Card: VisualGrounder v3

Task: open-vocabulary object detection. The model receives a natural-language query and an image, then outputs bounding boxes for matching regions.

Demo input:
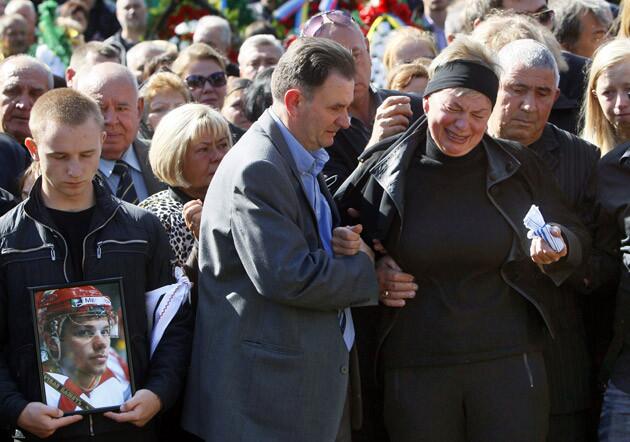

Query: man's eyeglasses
[300,10,355,37]
[184,72,227,89]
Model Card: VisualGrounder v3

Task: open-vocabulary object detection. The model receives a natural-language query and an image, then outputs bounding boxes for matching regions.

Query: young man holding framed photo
[0,88,192,441]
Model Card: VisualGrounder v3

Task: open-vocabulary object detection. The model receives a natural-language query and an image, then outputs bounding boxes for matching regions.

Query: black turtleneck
[382,135,542,368]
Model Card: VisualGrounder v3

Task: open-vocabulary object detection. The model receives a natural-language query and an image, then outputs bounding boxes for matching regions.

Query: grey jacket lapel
[258,110,340,229]
[133,138,165,196]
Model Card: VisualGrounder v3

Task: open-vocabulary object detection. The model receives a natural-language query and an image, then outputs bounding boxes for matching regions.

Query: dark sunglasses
[300,10,355,37]
[185,72,227,89]
[527,8,554,25]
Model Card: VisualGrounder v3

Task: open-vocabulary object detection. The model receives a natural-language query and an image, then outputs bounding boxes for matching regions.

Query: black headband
[423,60,499,106]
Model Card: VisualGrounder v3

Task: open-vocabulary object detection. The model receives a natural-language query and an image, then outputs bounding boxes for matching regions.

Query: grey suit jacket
[133,138,165,197]
[182,109,379,442]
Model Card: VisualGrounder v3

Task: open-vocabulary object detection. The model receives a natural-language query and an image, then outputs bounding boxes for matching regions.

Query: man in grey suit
[182,37,379,442]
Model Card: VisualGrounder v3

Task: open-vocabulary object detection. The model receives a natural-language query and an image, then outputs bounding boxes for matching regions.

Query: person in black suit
[76,62,164,203]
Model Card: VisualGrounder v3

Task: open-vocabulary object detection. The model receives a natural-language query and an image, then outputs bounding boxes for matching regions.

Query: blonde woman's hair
[386,60,429,91]
[149,103,232,188]
[470,12,569,72]
[580,38,630,154]
[619,0,630,37]
[382,27,437,72]
[171,42,226,78]
[140,71,191,111]
[429,35,499,78]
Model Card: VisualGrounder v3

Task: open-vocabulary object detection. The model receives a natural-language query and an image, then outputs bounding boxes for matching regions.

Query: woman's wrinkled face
[423,88,493,157]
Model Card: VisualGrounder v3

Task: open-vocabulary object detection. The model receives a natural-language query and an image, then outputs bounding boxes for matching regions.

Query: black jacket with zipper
[0,178,193,440]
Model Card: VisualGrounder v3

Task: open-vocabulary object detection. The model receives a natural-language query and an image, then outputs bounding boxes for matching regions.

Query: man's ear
[24,137,39,161]
[284,89,302,117]
[422,96,430,114]
[553,87,561,104]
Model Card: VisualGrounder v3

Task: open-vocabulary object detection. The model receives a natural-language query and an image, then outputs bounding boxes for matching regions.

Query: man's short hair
[29,88,104,140]
[237,34,284,66]
[4,0,35,22]
[193,15,232,48]
[271,37,355,102]
[0,54,54,89]
[69,41,121,70]
[550,0,612,50]
[497,39,560,86]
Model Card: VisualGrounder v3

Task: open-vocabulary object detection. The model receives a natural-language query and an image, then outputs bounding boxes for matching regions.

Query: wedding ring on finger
[383,290,389,298]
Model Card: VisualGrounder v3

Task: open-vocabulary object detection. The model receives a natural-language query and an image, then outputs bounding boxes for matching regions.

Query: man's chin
[102,144,130,160]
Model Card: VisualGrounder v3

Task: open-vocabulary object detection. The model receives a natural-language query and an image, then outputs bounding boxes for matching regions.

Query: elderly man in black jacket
[486,39,599,442]
[0,88,191,440]
[300,10,424,194]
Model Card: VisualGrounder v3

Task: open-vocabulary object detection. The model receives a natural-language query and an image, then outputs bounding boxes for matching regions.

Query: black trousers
[384,352,549,442]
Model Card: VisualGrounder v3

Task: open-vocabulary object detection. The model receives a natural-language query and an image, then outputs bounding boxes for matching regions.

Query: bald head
[5,0,35,45]
[126,41,170,83]
[0,55,53,144]
[76,63,143,160]
[75,62,138,98]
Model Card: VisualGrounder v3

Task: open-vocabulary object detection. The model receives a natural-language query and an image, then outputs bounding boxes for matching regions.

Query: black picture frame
[29,277,135,416]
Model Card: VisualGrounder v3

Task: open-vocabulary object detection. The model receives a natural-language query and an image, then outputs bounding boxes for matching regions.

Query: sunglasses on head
[184,71,227,89]
[300,10,355,37]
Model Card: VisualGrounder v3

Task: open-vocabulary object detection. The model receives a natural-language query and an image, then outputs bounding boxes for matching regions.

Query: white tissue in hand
[523,205,565,253]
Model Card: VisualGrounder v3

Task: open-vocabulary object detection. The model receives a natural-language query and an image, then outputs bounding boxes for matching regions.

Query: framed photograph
[30,278,134,415]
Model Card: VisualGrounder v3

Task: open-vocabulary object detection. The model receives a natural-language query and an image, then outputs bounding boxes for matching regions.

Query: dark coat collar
[367,116,521,221]
[528,123,560,172]
[257,109,341,226]
[24,176,122,232]
[168,186,196,205]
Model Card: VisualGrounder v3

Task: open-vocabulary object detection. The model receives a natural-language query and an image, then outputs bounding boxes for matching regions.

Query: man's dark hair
[245,66,273,122]
[271,37,355,102]
[551,0,612,51]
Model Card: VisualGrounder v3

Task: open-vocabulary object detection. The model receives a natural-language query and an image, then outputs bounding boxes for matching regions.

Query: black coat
[530,123,600,414]
[337,115,589,355]
[549,52,589,135]
[0,134,29,198]
[0,179,193,439]
[324,88,423,194]
[598,142,630,382]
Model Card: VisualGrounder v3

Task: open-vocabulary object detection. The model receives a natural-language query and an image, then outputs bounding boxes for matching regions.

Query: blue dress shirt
[99,145,149,202]
[270,109,355,350]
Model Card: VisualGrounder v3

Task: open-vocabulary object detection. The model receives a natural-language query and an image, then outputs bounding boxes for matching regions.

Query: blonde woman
[139,103,231,266]
[172,42,227,111]
[581,38,630,155]
[618,0,630,37]
[382,26,437,73]
[139,71,191,139]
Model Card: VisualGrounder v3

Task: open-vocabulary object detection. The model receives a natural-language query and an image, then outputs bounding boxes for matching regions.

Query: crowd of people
[0,0,628,441]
